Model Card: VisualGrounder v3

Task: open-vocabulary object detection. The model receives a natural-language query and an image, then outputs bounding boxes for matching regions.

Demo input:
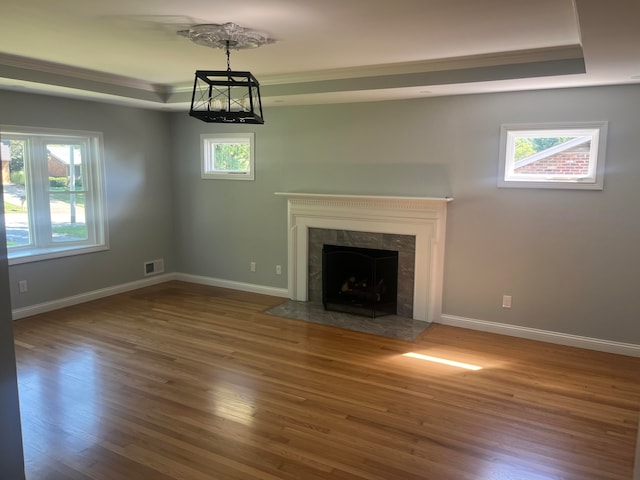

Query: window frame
[1,125,109,265]
[201,132,255,181]
[498,121,608,190]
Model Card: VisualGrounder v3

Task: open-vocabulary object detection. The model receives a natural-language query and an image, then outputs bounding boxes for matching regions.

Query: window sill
[497,179,603,190]
[8,244,109,266]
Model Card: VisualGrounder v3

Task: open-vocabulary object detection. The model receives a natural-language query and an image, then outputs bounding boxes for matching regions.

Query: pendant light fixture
[178,23,274,124]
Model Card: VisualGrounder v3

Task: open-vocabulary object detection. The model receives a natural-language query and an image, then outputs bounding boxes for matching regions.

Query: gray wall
[171,85,640,345]
[2,84,639,345]
[1,84,638,480]
[0,181,25,479]
[2,91,175,309]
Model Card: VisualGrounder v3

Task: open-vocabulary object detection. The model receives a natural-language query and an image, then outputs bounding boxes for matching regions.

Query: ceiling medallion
[178,22,274,50]
[179,23,274,124]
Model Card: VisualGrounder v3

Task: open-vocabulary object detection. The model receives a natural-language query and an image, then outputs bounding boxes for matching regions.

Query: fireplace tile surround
[308,229,415,318]
[275,193,452,323]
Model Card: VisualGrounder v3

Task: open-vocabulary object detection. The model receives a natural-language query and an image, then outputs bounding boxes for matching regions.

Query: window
[201,133,254,180]
[1,126,108,264]
[498,122,607,190]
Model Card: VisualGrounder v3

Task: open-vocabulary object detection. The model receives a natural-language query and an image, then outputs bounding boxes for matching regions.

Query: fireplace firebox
[322,244,398,318]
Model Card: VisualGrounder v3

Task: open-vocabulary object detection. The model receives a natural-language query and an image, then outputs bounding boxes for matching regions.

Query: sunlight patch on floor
[402,352,483,370]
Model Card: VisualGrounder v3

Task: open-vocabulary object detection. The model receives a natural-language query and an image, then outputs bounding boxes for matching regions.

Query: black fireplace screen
[322,244,399,318]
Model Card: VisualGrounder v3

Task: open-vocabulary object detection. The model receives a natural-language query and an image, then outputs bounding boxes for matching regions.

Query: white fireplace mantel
[275,192,452,322]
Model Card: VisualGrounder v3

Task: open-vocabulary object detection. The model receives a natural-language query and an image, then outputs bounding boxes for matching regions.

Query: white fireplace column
[275,193,452,323]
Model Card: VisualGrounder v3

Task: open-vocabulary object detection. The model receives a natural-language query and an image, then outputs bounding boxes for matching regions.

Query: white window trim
[498,121,608,190]
[2,125,109,265]
[201,133,255,181]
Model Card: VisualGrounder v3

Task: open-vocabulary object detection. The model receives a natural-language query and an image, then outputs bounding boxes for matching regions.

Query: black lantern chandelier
[179,23,273,124]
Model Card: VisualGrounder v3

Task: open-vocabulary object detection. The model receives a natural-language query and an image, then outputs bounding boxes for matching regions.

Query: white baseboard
[12,273,177,320]
[173,273,289,298]
[12,275,637,358]
[12,273,289,321]
[439,314,640,358]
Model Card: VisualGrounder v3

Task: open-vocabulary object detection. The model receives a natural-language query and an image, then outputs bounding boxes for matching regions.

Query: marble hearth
[275,193,452,322]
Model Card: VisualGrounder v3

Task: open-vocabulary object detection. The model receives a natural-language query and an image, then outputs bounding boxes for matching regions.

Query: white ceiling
[1,0,639,110]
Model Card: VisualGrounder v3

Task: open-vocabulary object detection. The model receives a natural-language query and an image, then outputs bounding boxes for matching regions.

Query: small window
[1,126,108,264]
[498,122,607,190]
[201,133,254,180]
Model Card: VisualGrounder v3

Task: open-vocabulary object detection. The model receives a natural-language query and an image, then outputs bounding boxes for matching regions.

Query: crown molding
[0,45,585,108]
[0,52,167,94]
[259,45,584,85]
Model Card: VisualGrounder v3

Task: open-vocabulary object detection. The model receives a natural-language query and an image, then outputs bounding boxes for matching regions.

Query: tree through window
[201,133,255,180]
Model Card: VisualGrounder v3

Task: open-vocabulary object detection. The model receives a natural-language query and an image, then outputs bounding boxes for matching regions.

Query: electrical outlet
[18,280,28,293]
[502,295,512,308]
[276,265,282,275]
[250,261,256,272]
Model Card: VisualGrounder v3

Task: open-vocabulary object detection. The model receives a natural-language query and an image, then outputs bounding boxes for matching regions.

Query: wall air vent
[144,259,165,276]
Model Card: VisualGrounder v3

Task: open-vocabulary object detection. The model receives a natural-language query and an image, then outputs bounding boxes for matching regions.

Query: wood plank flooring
[12,281,640,479]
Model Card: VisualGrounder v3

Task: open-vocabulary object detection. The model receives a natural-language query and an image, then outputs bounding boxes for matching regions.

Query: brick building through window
[514,138,591,176]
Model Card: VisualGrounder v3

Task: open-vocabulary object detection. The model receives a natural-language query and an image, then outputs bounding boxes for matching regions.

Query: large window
[1,126,108,264]
[498,122,608,190]
[201,133,255,180]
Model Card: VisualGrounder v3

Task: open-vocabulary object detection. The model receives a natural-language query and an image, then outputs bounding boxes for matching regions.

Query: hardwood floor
[13,281,640,480]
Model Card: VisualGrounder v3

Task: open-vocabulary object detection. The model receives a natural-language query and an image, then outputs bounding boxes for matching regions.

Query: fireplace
[275,192,452,322]
[323,244,399,317]
[308,228,415,317]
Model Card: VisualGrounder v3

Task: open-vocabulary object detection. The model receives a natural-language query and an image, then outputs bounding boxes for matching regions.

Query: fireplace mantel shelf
[275,192,453,203]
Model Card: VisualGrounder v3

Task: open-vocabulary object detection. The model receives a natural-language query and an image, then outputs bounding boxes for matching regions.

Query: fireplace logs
[322,244,398,318]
